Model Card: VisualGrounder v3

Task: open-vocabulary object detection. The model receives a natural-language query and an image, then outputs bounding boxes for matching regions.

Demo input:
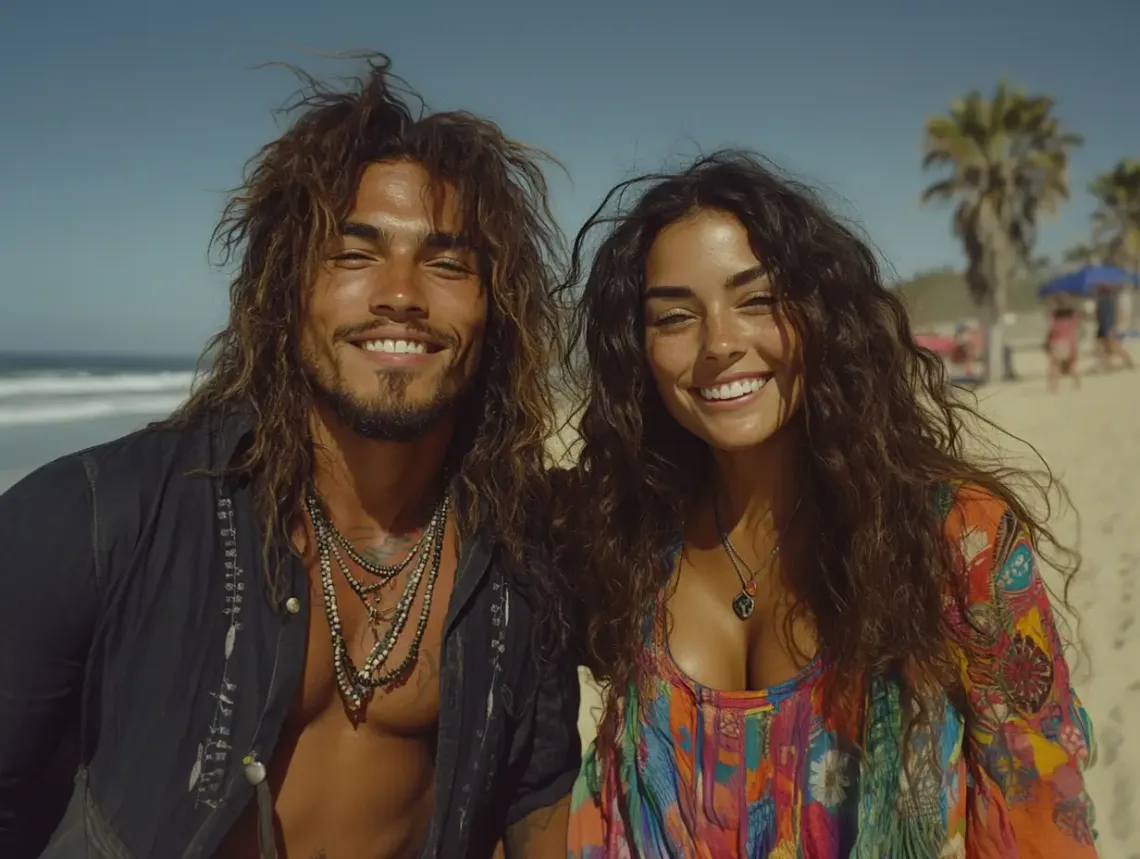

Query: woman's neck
[707,425,802,543]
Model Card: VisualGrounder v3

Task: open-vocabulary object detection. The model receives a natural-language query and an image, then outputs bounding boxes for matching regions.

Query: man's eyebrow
[339,220,382,241]
[337,222,472,251]
[423,231,471,250]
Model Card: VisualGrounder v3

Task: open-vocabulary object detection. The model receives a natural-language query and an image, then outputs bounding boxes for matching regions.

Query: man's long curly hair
[553,151,1077,792]
[165,55,564,600]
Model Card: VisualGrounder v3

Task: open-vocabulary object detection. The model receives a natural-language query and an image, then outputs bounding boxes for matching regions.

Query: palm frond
[921,80,1083,308]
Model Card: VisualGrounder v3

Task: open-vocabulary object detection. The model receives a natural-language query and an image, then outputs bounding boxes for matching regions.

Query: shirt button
[285,597,301,614]
[243,757,267,785]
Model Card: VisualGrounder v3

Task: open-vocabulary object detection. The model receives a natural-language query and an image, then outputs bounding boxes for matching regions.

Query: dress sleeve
[945,489,1098,857]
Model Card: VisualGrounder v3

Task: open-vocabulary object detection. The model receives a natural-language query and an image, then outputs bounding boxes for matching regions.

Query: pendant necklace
[305,488,448,711]
[714,493,802,621]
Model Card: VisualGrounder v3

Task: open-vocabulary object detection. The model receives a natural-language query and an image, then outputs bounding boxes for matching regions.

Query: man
[1094,282,1135,372]
[0,55,579,858]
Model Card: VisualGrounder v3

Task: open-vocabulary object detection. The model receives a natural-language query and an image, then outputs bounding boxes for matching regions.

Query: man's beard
[310,365,468,443]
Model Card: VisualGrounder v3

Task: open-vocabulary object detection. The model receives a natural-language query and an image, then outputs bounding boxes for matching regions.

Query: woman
[1044,297,1082,392]
[553,152,1097,857]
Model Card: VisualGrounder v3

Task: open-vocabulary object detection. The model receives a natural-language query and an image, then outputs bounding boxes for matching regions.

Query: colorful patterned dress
[568,486,1098,857]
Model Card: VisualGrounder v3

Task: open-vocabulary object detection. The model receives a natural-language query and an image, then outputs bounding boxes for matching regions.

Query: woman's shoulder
[933,481,1034,601]
[933,481,1023,553]
[932,480,1011,530]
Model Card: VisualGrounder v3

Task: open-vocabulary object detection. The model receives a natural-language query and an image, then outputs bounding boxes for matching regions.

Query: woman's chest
[665,557,817,692]
[627,680,968,856]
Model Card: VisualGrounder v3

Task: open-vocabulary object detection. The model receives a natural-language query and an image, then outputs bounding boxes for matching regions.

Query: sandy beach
[570,342,1139,858]
[989,348,1140,859]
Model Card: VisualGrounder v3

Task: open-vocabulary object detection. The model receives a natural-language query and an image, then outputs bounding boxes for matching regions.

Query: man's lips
[352,337,441,356]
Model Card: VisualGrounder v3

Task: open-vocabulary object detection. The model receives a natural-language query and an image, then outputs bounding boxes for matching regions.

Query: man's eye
[431,260,473,275]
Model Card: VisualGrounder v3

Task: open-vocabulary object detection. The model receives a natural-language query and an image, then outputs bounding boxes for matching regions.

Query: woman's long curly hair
[164,55,565,601]
[553,151,1076,788]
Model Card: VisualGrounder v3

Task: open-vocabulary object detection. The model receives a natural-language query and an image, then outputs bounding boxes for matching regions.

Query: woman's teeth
[698,377,768,401]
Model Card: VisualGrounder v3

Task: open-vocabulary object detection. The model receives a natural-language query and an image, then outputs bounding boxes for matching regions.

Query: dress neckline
[651,576,824,712]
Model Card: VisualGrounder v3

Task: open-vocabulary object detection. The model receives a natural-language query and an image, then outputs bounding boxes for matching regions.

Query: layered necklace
[305,488,449,711]
[713,493,802,621]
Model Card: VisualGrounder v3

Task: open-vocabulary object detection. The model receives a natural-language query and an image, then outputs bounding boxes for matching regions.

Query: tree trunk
[982,301,1004,384]
[983,243,1014,384]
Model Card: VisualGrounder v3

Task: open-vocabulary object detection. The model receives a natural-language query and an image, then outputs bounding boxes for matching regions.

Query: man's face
[300,159,488,442]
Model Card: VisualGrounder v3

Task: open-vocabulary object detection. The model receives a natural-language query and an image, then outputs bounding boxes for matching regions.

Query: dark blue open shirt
[0,412,580,858]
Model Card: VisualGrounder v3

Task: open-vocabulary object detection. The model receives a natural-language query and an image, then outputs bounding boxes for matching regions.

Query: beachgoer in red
[1045,300,1082,392]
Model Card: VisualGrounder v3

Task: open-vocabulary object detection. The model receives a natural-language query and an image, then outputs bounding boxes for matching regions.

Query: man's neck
[308,406,454,536]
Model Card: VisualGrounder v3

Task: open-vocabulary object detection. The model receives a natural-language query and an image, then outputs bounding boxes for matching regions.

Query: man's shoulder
[78,416,228,488]
[483,539,550,617]
[484,540,576,669]
[5,413,236,516]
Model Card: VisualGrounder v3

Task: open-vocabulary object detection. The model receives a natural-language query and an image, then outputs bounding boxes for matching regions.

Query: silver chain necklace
[324,509,437,579]
[305,489,448,711]
[713,494,802,621]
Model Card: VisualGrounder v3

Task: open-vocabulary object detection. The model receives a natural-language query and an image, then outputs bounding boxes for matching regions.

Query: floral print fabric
[568,485,1098,857]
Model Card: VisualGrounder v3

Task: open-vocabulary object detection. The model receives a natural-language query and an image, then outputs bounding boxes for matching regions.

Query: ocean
[0,352,199,491]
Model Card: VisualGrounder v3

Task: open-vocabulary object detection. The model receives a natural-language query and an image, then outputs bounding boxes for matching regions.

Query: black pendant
[732,591,755,620]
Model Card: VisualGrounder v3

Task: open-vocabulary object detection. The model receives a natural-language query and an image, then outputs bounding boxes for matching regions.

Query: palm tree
[1027,253,1057,284]
[1063,242,1107,267]
[1086,160,1140,334]
[920,81,1083,381]
[1089,158,1140,273]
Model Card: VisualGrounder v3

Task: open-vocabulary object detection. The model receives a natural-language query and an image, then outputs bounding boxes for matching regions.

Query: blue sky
[0,0,1135,356]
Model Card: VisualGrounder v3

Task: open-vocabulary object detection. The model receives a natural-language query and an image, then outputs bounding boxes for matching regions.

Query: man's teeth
[699,378,768,401]
[361,339,428,355]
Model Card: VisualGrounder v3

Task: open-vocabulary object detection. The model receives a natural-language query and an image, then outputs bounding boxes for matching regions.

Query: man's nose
[368,256,426,319]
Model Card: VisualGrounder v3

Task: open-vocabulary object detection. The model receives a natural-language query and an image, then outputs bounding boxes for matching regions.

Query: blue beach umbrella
[1037,265,1139,299]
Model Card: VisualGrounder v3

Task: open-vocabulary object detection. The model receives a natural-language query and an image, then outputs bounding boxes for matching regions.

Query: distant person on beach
[0,56,578,859]
[551,152,1097,857]
[951,318,977,377]
[1045,297,1083,391]
[1093,283,1135,372]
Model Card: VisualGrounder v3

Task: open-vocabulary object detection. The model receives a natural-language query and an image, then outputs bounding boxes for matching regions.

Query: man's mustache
[334,320,457,350]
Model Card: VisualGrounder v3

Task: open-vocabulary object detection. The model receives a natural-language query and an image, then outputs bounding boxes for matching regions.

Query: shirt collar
[210,406,498,622]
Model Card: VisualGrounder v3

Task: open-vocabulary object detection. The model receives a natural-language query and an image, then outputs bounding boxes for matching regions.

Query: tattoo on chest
[342,526,423,567]
[331,528,427,646]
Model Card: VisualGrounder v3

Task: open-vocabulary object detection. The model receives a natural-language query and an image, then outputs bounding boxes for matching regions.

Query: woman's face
[642,208,802,453]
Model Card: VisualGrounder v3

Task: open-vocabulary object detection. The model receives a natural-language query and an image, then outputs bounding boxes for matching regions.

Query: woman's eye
[653,312,691,327]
